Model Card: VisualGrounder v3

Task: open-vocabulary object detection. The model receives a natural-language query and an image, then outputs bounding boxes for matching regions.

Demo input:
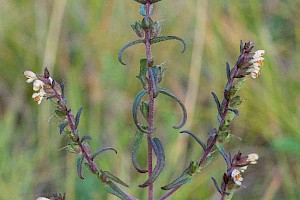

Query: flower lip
[231,169,243,186]
[33,80,44,91]
[246,153,259,164]
[24,70,37,83]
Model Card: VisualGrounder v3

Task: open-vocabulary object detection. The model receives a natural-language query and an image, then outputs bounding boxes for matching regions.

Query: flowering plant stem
[145,1,154,199]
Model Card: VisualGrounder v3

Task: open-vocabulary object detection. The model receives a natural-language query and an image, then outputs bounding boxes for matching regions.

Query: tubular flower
[24,70,50,105]
[231,169,243,186]
[247,50,265,78]
[246,153,259,164]
[24,70,37,83]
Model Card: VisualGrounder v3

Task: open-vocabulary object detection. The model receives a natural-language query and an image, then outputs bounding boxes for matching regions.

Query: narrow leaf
[80,135,92,143]
[102,171,129,187]
[211,92,221,115]
[75,106,84,128]
[140,101,150,121]
[240,40,243,54]
[161,162,194,190]
[226,62,231,81]
[132,130,148,173]
[104,181,131,200]
[118,39,145,65]
[132,90,154,133]
[149,67,160,98]
[216,142,230,168]
[90,147,118,160]
[150,36,186,53]
[159,88,187,129]
[228,108,239,116]
[76,154,84,179]
[139,138,165,188]
[180,130,206,150]
[55,109,68,117]
[59,121,68,135]
[211,177,222,194]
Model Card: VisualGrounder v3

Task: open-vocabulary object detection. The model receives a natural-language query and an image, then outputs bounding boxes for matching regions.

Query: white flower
[247,50,265,78]
[32,89,46,105]
[36,198,50,200]
[24,70,37,83]
[33,80,44,91]
[246,153,259,164]
[231,169,243,186]
[238,165,248,173]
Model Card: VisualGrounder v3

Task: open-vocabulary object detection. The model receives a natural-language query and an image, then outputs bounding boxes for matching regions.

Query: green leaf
[55,109,68,117]
[158,88,187,129]
[75,106,84,128]
[211,92,221,115]
[132,130,148,173]
[140,101,150,121]
[118,39,145,65]
[76,154,84,179]
[90,147,118,160]
[136,58,148,89]
[150,36,186,53]
[59,121,68,135]
[180,130,206,151]
[101,171,129,187]
[229,96,242,107]
[161,161,197,190]
[226,62,231,81]
[139,138,165,188]
[132,90,154,133]
[149,66,160,98]
[211,177,222,194]
[216,142,230,168]
[104,181,131,200]
[80,135,92,143]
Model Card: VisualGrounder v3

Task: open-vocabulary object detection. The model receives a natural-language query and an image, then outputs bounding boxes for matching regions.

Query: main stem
[145,1,154,200]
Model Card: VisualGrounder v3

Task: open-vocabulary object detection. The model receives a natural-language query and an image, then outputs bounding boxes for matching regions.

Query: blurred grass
[0,0,300,199]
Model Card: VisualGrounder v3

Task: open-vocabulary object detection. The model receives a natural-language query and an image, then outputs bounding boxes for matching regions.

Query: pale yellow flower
[246,153,259,164]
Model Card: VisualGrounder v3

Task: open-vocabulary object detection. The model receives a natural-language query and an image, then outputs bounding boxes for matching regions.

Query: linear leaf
[139,138,165,187]
[118,39,145,65]
[150,36,186,53]
[75,106,84,128]
[180,130,206,150]
[102,171,129,187]
[90,147,117,160]
[104,181,131,200]
[159,88,187,129]
[132,90,154,133]
[76,154,84,179]
[216,142,230,168]
[132,130,148,173]
[59,121,68,135]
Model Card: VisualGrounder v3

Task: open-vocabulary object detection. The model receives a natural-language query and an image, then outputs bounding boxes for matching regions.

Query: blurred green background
[0,0,300,199]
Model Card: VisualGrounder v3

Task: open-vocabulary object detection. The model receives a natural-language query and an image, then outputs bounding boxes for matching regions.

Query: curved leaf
[158,88,187,129]
[180,130,206,150]
[216,142,230,168]
[132,90,154,133]
[102,170,129,187]
[226,62,231,81]
[150,36,186,53]
[118,39,145,65]
[90,147,118,160]
[80,135,92,143]
[139,138,165,188]
[211,177,222,194]
[132,130,148,173]
[76,154,84,179]
[59,121,68,135]
[75,106,84,128]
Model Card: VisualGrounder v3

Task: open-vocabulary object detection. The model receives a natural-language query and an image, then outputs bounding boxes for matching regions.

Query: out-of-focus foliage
[0,0,300,199]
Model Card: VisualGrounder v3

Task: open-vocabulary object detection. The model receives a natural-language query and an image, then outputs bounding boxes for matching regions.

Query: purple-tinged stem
[145,1,154,200]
